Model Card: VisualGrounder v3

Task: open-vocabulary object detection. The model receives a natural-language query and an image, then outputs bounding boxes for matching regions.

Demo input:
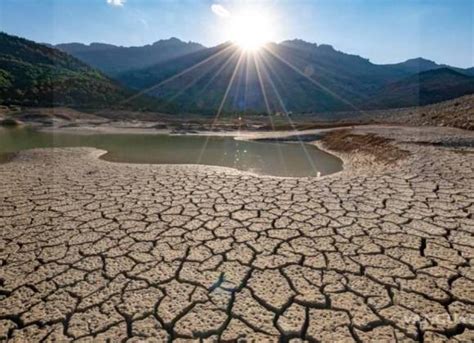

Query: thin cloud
[211,4,230,18]
[107,0,126,7]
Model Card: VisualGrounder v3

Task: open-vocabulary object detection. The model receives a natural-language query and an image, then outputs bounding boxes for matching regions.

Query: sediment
[0,126,473,342]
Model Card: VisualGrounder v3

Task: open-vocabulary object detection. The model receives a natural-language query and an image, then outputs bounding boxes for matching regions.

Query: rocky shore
[0,126,473,342]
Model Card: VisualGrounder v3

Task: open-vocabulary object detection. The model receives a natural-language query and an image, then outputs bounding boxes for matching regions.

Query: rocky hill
[55,38,204,76]
[365,94,474,130]
[2,32,474,116]
[0,32,163,110]
[366,68,474,109]
[116,40,474,114]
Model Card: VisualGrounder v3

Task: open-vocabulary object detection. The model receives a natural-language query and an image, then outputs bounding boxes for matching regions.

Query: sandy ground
[0,125,473,342]
[38,122,474,140]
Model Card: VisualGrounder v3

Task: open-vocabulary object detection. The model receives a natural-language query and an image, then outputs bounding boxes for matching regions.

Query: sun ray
[253,52,289,175]
[258,53,320,175]
[162,46,238,107]
[263,45,367,115]
[196,50,245,164]
[120,44,235,105]
[244,54,251,111]
[227,51,247,111]
[279,45,369,100]
[253,52,271,114]
[192,48,242,105]
[215,51,246,122]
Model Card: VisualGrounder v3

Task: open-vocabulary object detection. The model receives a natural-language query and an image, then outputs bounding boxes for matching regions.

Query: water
[0,127,342,177]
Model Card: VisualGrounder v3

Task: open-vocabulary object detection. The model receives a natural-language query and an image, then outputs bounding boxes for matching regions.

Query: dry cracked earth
[0,128,473,342]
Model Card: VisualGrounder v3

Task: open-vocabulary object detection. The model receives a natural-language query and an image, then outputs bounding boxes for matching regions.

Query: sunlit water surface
[0,127,342,177]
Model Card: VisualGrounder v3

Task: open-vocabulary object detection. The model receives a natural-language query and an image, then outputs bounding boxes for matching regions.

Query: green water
[0,127,342,177]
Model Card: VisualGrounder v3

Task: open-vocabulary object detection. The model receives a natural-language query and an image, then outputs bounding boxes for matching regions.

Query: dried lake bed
[0,125,473,342]
[0,127,342,177]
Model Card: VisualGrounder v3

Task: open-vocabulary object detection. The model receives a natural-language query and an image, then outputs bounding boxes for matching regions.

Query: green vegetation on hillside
[0,32,163,110]
[1,32,473,116]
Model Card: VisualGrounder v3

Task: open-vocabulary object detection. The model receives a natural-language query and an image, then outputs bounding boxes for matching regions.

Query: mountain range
[114,39,474,114]
[1,31,473,115]
[0,32,163,109]
[55,38,204,76]
[384,57,474,76]
[365,68,474,108]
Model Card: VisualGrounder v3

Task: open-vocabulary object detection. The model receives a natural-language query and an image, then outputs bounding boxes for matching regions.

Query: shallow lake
[0,127,342,177]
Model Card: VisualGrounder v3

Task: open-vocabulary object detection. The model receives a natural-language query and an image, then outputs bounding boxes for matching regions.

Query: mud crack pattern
[0,137,473,342]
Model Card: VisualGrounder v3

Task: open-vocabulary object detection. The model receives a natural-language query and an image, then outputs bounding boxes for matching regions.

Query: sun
[227,10,274,51]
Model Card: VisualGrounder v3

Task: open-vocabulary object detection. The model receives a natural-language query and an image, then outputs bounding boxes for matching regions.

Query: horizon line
[2,30,472,69]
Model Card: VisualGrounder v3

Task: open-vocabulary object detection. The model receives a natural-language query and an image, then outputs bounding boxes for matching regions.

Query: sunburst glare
[227,10,274,51]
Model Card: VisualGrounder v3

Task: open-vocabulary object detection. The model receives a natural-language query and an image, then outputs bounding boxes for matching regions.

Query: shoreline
[2,123,473,180]
[35,121,473,138]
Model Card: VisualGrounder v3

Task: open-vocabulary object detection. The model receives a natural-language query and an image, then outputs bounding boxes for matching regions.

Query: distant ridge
[366,68,474,108]
[464,67,474,76]
[386,57,441,73]
[2,31,473,114]
[55,38,205,76]
[115,39,474,114]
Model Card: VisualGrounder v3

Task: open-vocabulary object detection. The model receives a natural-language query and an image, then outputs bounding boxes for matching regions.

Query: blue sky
[0,0,472,67]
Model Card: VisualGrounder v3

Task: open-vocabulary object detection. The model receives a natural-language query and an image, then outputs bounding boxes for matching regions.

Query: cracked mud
[0,128,473,342]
